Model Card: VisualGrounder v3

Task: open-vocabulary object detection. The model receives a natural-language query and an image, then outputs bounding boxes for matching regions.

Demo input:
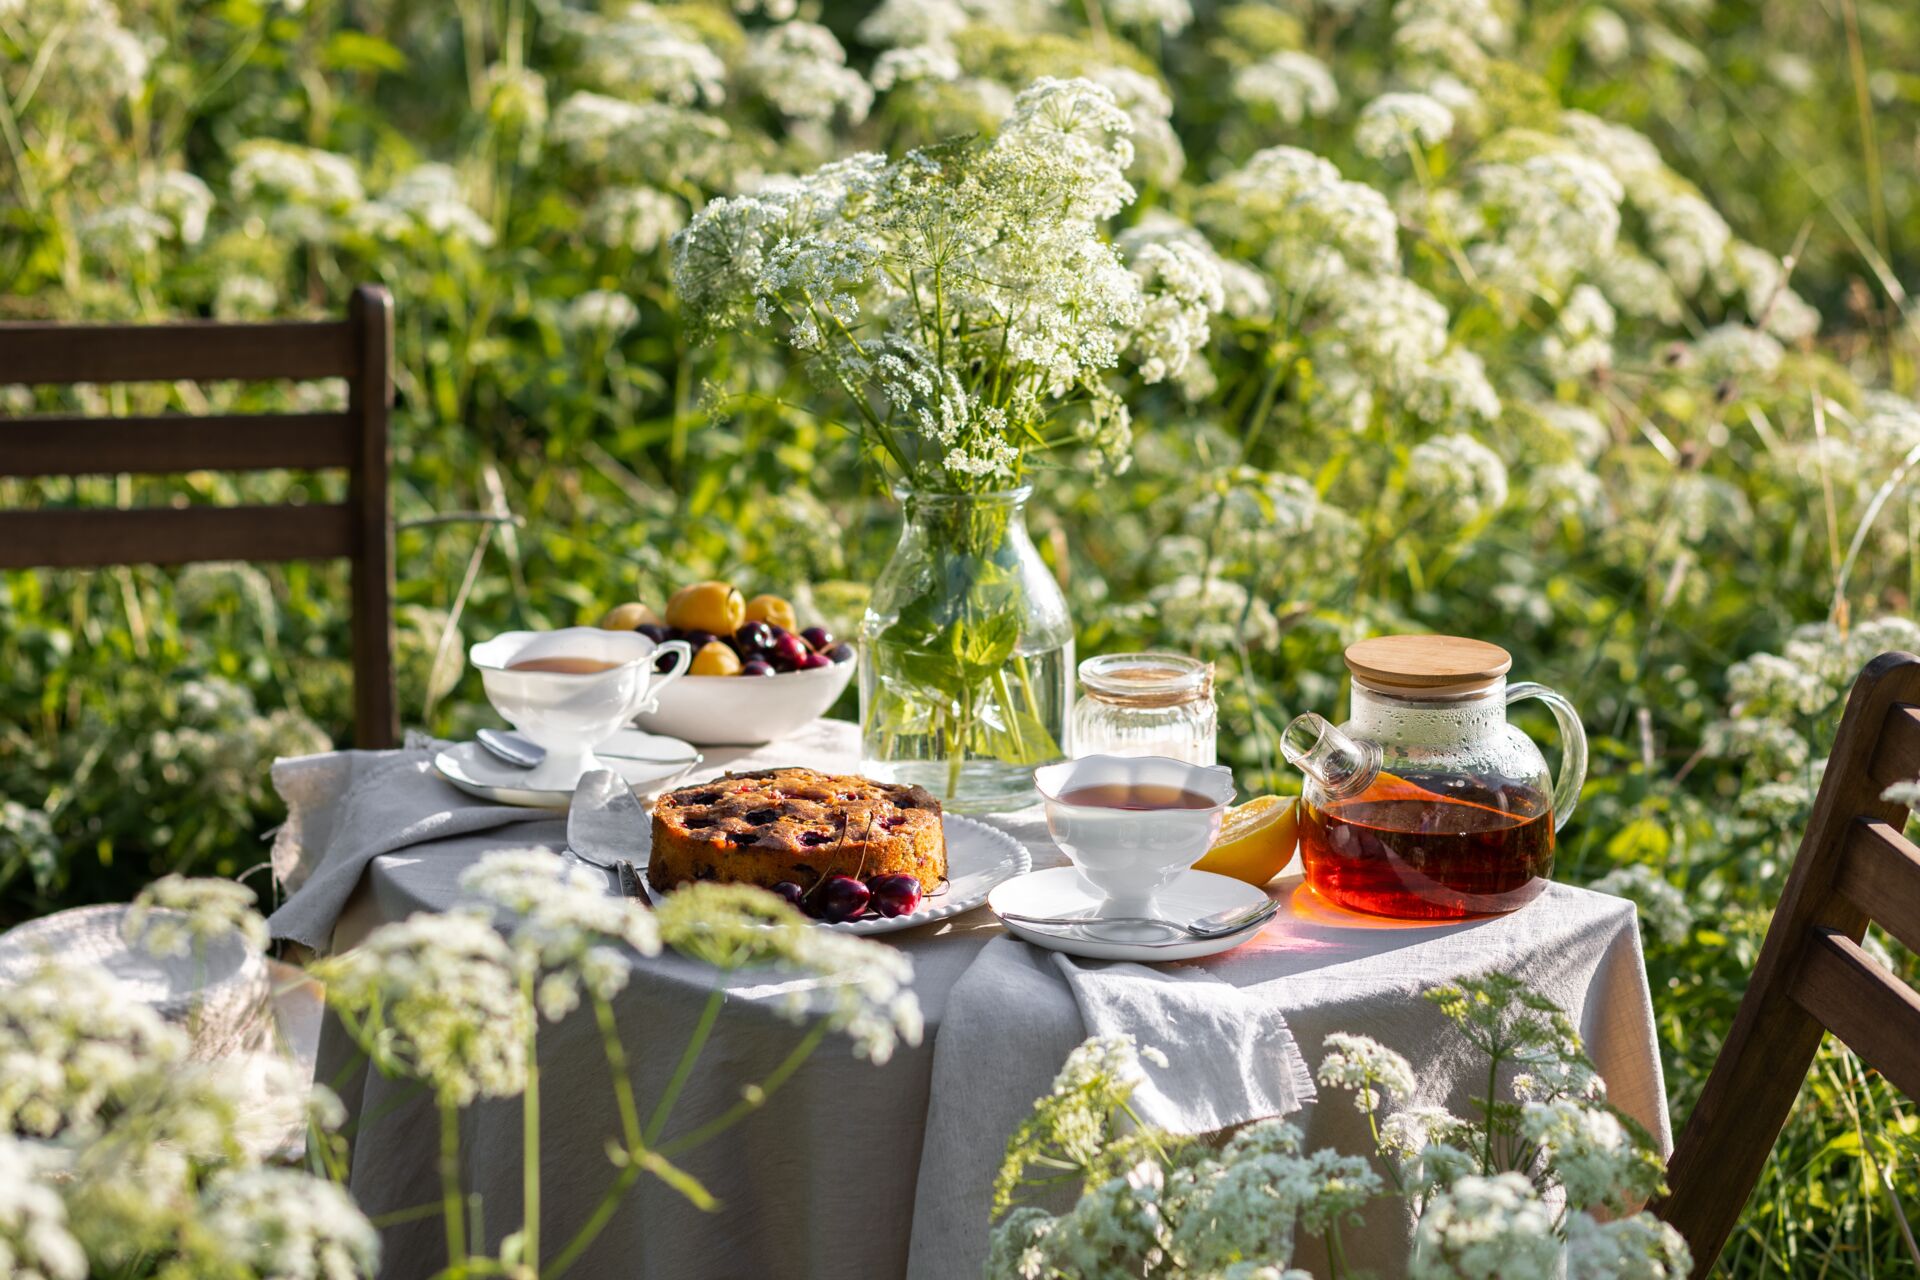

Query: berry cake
[647,768,946,897]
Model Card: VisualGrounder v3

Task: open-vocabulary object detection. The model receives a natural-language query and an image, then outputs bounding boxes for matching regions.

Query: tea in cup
[469,627,693,789]
[1033,754,1235,937]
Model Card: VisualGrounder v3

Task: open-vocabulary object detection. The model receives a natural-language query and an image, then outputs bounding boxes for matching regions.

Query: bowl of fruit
[598,581,857,746]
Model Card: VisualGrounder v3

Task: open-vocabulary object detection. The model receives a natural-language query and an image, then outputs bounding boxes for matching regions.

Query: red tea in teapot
[1298,772,1553,920]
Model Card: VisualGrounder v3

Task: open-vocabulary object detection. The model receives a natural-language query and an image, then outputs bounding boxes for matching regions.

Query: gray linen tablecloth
[275,721,1668,1280]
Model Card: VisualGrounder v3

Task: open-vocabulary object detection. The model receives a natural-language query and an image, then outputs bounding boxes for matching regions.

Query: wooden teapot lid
[1344,635,1512,693]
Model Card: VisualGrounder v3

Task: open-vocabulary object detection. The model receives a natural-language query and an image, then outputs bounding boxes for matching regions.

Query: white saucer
[990,867,1274,961]
[432,736,700,810]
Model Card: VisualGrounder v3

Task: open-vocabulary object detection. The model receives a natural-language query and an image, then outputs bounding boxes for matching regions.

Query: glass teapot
[1281,635,1587,920]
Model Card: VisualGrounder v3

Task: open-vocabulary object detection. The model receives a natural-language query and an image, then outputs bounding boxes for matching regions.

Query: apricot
[666,580,745,635]
[742,593,798,633]
[690,640,743,677]
[598,601,658,631]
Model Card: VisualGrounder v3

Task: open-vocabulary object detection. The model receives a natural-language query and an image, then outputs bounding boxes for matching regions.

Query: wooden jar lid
[1344,635,1512,693]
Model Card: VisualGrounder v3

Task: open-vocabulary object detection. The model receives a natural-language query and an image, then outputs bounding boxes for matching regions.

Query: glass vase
[858,485,1074,812]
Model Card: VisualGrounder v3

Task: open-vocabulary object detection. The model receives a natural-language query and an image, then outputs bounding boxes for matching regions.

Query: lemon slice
[1194,795,1300,887]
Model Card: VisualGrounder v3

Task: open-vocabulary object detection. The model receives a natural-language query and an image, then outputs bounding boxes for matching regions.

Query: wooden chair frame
[1656,650,1920,1274]
[0,285,399,748]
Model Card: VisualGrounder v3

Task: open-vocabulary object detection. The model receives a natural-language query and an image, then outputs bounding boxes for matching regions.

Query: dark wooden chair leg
[348,285,398,750]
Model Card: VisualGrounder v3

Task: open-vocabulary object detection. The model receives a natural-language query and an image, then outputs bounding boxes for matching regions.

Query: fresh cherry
[769,632,809,670]
[680,629,717,651]
[636,622,670,643]
[868,873,922,918]
[653,652,678,672]
[735,620,776,654]
[825,643,855,664]
[814,875,870,922]
[739,659,776,677]
[769,882,807,910]
[800,625,835,652]
[796,652,832,671]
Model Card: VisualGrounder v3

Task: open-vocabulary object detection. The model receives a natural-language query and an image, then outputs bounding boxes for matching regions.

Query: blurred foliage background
[3,0,1920,1272]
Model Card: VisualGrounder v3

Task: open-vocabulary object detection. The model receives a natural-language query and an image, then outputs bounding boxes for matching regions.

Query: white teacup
[1033,754,1236,934]
[469,627,693,790]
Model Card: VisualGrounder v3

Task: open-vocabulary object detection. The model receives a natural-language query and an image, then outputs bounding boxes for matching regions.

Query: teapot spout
[1281,713,1382,801]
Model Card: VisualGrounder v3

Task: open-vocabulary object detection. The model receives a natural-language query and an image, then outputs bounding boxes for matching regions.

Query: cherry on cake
[647,767,946,897]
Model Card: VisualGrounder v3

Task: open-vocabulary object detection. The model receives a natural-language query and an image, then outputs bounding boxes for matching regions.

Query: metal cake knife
[566,769,653,902]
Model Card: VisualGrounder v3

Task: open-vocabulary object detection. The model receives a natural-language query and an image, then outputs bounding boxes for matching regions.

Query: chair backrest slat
[0,318,356,384]
[1789,928,1920,1097]
[0,505,356,569]
[1656,651,1920,1275]
[0,413,357,477]
[0,287,397,748]
[1835,819,1920,956]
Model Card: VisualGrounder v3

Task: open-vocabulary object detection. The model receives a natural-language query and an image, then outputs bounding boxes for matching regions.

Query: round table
[298,722,1668,1279]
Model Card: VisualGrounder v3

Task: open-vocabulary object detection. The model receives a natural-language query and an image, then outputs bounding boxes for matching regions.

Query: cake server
[566,769,653,903]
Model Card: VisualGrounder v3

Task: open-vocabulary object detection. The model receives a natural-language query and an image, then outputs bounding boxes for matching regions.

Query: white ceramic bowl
[1033,754,1236,919]
[634,654,856,745]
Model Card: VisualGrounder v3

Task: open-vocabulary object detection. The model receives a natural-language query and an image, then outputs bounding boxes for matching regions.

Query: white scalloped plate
[819,814,1031,936]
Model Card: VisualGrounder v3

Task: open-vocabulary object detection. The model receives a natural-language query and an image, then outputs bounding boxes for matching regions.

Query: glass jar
[858,485,1075,813]
[1070,653,1217,764]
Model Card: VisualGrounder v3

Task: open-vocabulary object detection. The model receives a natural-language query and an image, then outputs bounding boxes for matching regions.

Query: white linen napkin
[1049,950,1317,1132]
[906,934,1315,1279]
[266,741,552,951]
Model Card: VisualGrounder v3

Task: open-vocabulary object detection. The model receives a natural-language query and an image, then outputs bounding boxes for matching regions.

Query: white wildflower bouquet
[674,75,1211,493]
[990,974,1690,1280]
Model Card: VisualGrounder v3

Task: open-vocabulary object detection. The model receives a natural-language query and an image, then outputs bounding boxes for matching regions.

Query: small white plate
[990,867,1275,961]
[433,737,700,810]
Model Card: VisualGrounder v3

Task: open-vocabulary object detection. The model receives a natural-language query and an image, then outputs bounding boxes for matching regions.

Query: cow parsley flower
[1565,1211,1693,1280]
[1691,323,1783,383]
[994,77,1136,220]
[1411,1173,1560,1278]
[1090,67,1185,188]
[585,186,685,253]
[1530,401,1611,463]
[140,171,214,245]
[1470,151,1622,296]
[0,1137,85,1280]
[356,164,494,245]
[1641,186,1731,295]
[570,4,726,107]
[741,23,874,123]
[1405,347,1501,426]
[857,0,971,47]
[1540,284,1617,381]
[231,140,364,209]
[1588,865,1693,945]
[564,289,641,335]
[458,849,663,1021]
[214,274,278,320]
[314,909,531,1107]
[1522,1099,1665,1211]
[1129,241,1226,385]
[872,43,962,90]
[1580,7,1632,64]
[651,883,922,1064]
[122,874,269,958]
[1317,1033,1417,1111]
[1408,433,1510,520]
[1106,0,1191,34]
[1233,52,1340,125]
[1149,575,1281,649]
[78,206,172,258]
[549,93,731,184]
[0,963,185,1140]
[200,1169,379,1280]
[1595,247,1684,324]
[1394,0,1509,49]
[1355,92,1454,158]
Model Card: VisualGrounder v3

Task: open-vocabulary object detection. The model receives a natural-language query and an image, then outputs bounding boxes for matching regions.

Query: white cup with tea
[469,627,693,789]
[1032,754,1236,929]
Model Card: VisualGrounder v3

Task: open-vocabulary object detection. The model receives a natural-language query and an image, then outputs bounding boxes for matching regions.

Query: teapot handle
[1504,682,1588,832]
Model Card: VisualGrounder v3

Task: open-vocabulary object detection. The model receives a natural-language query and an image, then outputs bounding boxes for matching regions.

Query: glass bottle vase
[858,485,1074,812]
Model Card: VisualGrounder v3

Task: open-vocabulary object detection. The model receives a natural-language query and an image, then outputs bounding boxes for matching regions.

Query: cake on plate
[648,767,947,895]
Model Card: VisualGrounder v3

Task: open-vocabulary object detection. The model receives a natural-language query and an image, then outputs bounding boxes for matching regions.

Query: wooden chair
[0,285,399,748]
[1655,650,1920,1274]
